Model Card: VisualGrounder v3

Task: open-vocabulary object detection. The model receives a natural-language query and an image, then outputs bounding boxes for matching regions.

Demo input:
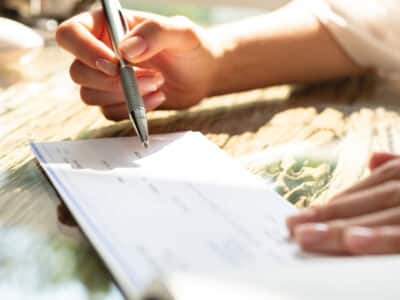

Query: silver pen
[101,0,149,148]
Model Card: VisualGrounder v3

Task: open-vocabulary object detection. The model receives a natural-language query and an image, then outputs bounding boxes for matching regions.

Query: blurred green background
[120,0,265,25]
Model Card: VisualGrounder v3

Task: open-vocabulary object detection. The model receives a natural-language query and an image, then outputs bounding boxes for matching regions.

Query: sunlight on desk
[1,20,400,300]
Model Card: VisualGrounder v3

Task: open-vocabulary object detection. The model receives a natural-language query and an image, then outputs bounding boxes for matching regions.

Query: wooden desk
[1,45,400,298]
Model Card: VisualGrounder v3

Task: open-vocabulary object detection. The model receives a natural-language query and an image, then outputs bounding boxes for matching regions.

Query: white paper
[147,257,400,300]
[31,132,300,298]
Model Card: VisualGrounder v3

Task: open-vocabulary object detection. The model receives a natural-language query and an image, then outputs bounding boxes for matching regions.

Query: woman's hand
[56,9,218,120]
[287,152,400,255]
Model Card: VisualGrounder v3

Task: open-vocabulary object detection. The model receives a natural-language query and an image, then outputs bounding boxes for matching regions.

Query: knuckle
[181,26,198,42]
[56,12,90,46]
[55,20,74,47]
[170,15,197,35]
[170,15,191,25]
[142,19,163,35]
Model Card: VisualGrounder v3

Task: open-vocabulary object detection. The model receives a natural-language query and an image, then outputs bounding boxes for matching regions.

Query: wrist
[205,22,267,97]
[196,28,226,98]
[204,26,238,97]
[207,39,231,97]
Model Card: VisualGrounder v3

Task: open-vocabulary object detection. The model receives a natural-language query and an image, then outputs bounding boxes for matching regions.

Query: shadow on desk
[79,74,379,149]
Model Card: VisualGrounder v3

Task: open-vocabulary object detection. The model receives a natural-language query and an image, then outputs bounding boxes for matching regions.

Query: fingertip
[101,104,128,122]
[369,152,400,170]
[144,91,166,111]
[286,216,296,237]
[136,74,165,95]
[286,215,302,237]
[286,208,317,236]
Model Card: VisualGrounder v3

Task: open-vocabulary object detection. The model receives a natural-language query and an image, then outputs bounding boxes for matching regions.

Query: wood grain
[1,45,400,298]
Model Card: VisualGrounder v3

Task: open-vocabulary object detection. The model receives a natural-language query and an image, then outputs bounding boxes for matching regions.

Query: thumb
[369,152,400,170]
[119,16,201,64]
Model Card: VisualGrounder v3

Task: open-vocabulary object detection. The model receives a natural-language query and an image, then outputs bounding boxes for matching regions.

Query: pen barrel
[120,65,149,142]
[119,66,146,113]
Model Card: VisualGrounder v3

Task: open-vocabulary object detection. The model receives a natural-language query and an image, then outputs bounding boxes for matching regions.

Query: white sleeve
[299,0,400,79]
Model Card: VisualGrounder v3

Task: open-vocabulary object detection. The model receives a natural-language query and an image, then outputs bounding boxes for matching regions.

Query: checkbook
[31,131,303,299]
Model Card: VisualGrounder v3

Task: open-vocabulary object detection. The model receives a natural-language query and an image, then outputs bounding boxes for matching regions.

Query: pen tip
[143,141,149,148]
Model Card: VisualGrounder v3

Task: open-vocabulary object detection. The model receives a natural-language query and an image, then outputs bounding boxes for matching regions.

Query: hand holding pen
[55,7,216,124]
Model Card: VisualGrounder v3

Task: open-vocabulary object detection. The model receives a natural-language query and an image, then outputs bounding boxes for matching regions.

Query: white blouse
[301,0,400,81]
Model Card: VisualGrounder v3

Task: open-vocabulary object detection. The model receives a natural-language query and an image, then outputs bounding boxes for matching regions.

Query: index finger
[369,152,400,171]
[56,8,118,69]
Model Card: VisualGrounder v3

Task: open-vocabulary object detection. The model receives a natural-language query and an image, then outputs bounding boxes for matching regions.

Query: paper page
[31,132,299,298]
[146,257,400,300]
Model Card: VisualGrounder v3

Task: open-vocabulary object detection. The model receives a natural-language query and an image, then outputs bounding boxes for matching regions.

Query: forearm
[208,1,365,96]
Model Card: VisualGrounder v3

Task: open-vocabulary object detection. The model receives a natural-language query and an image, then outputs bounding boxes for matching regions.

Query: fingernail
[96,59,118,76]
[120,36,147,61]
[295,223,329,247]
[151,92,166,103]
[145,92,166,110]
[141,80,157,93]
[140,77,164,93]
[346,227,375,250]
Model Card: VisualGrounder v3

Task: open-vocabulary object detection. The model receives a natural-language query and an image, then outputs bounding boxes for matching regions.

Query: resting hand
[56,9,218,120]
[287,152,400,255]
